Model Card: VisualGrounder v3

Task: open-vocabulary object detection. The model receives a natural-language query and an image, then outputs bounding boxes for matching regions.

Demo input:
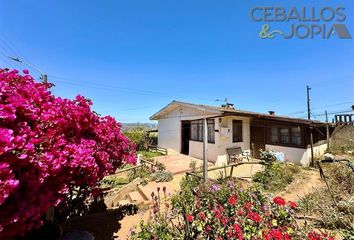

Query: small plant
[259,149,277,164]
[253,163,300,192]
[189,159,197,173]
[299,162,354,231]
[150,171,173,182]
[138,150,164,160]
[127,165,151,182]
[100,176,129,189]
[155,162,166,171]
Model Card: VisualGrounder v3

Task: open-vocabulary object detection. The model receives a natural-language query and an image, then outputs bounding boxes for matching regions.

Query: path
[278,169,324,202]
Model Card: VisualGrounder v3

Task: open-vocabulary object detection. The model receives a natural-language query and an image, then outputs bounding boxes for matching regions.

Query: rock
[323,153,335,161]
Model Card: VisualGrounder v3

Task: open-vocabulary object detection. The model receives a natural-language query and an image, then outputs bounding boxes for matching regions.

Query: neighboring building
[150,101,330,166]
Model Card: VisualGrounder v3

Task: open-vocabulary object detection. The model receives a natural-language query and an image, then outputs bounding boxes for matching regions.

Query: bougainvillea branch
[0,68,136,238]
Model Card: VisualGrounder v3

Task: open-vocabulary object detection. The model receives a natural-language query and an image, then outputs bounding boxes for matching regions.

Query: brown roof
[150,100,327,126]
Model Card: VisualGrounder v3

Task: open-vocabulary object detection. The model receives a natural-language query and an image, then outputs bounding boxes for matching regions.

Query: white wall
[189,141,219,162]
[265,143,328,166]
[215,116,251,164]
[157,105,218,153]
[158,117,181,152]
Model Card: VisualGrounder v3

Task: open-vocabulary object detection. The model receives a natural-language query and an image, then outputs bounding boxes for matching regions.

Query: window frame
[266,125,304,148]
[232,120,243,143]
[190,119,215,144]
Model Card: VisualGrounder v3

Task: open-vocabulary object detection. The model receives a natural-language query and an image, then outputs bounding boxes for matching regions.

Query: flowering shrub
[130,177,335,240]
[0,69,136,238]
[259,150,277,164]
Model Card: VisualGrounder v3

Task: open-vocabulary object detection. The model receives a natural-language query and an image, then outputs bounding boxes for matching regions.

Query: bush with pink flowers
[0,69,136,238]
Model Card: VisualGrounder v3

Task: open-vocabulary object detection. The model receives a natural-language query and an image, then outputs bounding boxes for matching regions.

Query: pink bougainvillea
[0,69,136,238]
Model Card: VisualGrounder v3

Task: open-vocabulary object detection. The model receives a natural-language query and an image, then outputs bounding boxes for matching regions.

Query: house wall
[158,117,181,152]
[189,141,219,162]
[157,105,218,153]
[265,142,328,166]
[215,116,251,165]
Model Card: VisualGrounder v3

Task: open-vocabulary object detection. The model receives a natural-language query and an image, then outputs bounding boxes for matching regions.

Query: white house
[150,101,330,167]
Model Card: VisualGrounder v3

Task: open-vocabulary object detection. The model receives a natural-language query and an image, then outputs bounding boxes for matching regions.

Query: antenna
[215,98,229,104]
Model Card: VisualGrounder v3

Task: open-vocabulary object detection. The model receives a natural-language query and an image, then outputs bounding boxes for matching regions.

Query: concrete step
[118,199,131,206]
[128,191,145,204]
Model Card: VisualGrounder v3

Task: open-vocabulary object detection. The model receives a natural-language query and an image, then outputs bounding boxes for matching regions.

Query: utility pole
[41,74,48,84]
[306,85,311,120]
[8,57,47,83]
[306,85,314,166]
[203,118,208,181]
[325,110,330,150]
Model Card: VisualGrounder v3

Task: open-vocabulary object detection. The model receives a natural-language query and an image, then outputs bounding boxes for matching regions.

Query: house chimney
[223,103,234,109]
[268,111,275,115]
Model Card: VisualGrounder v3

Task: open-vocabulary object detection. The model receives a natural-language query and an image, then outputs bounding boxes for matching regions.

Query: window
[291,127,301,146]
[280,128,289,144]
[270,127,278,144]
[190,119,215,143]
[191,120,203,141]
[232,120,243,142]
[207,119,215,143]
[267,126,303,147]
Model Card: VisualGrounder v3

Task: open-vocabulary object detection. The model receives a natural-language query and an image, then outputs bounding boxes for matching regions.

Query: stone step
[128,191,145,204]
[118,199,132,206]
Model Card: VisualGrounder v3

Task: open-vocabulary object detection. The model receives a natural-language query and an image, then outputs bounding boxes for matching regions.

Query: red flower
[248,211,262,223]
[229,195,237,206]
[22,69,29,74]
[244,201,253,211]
[186,214,194,223]
[273,196,286,206]
[221,217,227,226]
[264,228,291,240]
[237,209,245,216]
[288,201,297,208]
[307,231,334,240]
[233,224,244,240]
[198,211,206,221]
[213,207,222,219]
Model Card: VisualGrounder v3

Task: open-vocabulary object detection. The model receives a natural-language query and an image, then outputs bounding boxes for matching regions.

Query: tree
[0,69,136,238]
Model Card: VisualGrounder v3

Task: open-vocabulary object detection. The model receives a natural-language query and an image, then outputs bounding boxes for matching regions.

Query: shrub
[138,150,164,160]
[123,127,149,151]
[127,165,151,182]
[130,178,334,240]
[253,163,300,192]
[0,69,136,238]
[259,149,277,164]
[299,163,354,231]
[100,176,129,189]
[150,171,173,182]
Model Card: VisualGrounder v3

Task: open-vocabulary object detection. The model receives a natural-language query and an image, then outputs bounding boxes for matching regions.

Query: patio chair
[226,147,252,164]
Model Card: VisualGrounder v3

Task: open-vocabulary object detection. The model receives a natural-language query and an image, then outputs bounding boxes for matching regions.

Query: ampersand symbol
[259,24,283,39]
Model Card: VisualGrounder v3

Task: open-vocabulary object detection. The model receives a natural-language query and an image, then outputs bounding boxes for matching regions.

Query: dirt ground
[277,168,324,202]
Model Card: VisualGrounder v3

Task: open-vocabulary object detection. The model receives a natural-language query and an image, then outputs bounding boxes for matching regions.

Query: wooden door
[250,126,265,158]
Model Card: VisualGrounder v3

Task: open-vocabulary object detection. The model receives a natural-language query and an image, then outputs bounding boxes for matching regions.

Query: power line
[314,109,353,117]
[285,101,354,116]
[49,75,217,102]
[0,35,33,66]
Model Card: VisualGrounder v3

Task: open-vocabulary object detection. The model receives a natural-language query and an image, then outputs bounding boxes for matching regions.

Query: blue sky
[1,0,353,123]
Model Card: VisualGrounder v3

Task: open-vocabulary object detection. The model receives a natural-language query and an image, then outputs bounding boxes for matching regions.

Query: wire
[314,109,353,117]
[286,101,354,116]
[0,35,33,66]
